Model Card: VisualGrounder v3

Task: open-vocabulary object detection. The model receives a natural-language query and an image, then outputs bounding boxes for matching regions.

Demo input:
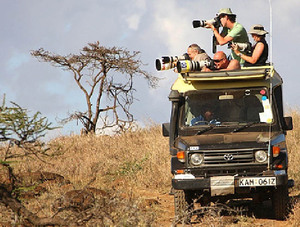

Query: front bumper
[172,171,288,195]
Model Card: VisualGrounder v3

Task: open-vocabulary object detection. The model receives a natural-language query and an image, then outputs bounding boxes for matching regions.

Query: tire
[272,185,289,220]
[174,190,194,223]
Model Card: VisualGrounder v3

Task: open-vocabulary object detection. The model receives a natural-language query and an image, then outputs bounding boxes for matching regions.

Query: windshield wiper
[195,125,215,135]
[232,121,260,133]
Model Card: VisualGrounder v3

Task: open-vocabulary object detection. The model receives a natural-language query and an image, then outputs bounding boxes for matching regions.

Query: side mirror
[283,116,293,131]
[162,123,170,137]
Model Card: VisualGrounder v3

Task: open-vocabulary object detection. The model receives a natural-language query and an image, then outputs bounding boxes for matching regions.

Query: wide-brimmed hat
[249,24,268,35]
[216,8,236,17]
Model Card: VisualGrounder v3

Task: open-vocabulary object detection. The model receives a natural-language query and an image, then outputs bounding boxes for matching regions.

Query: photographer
[202,51,240,72]
[187,43,211,62]
[205,8,249,64]
[232,24,269,67]
[174,44,212,73]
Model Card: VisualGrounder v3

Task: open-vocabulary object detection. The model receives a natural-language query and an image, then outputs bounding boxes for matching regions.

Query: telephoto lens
[155,54,190,71]
[177,60,213,73]
[155,59,173,71]
[193,17,220,28]
[229,42,252,52]
[193,20,205,28]
[193,17,221,29]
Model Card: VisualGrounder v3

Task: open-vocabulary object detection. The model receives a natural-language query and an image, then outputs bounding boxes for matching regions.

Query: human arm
[233,42,264,64]
[191,115,205,125]
[213,28,233,45]
[201,66,212,72]
[221,59,240,71]
[205,24,233,46]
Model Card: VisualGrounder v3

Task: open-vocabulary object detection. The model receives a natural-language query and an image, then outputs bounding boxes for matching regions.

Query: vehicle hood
[177,131,280,147]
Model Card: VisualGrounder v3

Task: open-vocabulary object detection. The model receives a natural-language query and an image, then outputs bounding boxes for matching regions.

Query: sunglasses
[214,58,224,63]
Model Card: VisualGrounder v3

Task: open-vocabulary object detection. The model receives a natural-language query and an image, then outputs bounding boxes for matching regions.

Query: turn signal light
[273,146,280,157]
[275,164,283,169]
[176,169,185,174]
[177,151,185,162]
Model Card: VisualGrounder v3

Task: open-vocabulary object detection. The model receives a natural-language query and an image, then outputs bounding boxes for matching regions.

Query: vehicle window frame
[178,87,278,131]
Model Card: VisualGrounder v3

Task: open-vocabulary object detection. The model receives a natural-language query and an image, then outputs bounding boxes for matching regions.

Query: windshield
[183,88,273,127]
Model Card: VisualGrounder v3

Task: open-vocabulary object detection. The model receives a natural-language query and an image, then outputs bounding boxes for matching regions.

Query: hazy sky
[1,0,299,137]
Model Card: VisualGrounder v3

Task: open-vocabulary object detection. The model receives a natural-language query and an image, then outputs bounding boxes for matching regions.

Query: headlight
[255,150,267,163]
[190,153,204,166]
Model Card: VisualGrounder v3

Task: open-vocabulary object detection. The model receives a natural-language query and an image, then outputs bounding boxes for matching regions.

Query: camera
[155,53,190,71]
[176,59,214,73]
[228,42,252,52]
[193,17,221,29]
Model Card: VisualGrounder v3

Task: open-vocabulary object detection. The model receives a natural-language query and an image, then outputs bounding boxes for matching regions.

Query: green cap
[216,8,236,17]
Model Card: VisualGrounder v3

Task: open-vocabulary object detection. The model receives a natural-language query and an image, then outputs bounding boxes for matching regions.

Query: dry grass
[288,201,300,227]
[286,109,300,227]
[2,124,171,225]
[1,110,300,226]
[286,108,300,192]
[13,125,170,191]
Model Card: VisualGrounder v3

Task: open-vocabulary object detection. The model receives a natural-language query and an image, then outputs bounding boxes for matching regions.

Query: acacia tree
[0,98,67,226]
[31,42,158,134]
[0,96,55,161]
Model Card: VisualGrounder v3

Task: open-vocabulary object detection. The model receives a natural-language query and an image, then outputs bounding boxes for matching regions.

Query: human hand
[231,43,240,54]
[205,23,214,30]
[201,66,212,72]
[231,43,238,50]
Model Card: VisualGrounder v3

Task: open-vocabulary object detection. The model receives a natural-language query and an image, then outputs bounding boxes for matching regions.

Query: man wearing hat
[232,24,269,67]
[187,43,211,62]
[205,8,249,64]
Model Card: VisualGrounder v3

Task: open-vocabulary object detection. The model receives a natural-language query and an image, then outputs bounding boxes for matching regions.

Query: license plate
[239,177,276,187]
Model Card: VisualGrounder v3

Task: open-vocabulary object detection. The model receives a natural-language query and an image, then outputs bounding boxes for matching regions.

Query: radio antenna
[269,0,273,65]
[267,0,273,170]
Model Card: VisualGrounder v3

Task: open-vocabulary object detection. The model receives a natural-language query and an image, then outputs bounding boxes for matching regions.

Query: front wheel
[174,190,194,224]
[272,185,289,220]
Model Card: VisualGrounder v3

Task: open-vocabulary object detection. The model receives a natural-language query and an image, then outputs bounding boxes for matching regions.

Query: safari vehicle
[162,65,294,221]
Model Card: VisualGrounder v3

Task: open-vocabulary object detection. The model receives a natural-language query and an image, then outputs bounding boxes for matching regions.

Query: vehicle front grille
[204,149,254,164]
[188,148,266,167]
[187,148,268,177]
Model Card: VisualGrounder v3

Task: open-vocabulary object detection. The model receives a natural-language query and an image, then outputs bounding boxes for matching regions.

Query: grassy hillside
[2,125,171,225]
[286,108,300,191]
[1,111,299,226]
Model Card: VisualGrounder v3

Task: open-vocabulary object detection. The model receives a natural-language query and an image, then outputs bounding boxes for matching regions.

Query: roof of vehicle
[171,65,283,93]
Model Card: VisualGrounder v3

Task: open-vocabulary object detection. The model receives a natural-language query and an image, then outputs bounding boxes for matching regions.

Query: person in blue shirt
[191,105,218,125]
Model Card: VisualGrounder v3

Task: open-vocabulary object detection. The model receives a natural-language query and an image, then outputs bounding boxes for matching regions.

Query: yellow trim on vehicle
[171,66,282,93]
